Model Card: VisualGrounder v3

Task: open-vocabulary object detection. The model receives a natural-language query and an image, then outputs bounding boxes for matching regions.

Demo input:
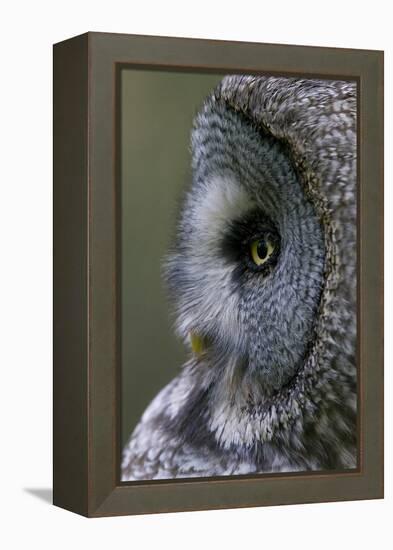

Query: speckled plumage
[121,75,357,480]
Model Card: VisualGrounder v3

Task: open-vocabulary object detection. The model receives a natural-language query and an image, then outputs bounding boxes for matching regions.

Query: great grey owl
[121,75,357,480]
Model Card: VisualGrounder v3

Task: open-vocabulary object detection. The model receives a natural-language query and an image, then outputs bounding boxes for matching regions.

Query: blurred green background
[121,68,223,445]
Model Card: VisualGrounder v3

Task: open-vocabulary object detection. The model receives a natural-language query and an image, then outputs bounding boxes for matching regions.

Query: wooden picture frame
[53,32,384,517]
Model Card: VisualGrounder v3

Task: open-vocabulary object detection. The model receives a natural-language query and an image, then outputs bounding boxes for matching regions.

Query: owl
[121,75,357,480]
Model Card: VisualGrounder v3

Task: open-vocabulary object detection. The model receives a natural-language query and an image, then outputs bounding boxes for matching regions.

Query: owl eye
[250,234,276,266]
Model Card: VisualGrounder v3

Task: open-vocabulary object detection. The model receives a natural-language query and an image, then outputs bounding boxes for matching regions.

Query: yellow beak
[190,332,205,356]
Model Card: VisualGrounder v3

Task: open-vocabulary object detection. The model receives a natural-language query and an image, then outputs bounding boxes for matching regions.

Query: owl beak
[189,332,206,356]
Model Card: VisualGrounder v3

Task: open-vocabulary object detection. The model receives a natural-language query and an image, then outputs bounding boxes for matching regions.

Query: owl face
[165,101,326,397]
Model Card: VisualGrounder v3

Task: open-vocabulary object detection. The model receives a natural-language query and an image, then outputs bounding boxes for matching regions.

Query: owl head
[164,76,357,463]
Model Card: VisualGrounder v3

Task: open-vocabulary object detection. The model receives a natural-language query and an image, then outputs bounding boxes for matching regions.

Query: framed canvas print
[53,32,384,517]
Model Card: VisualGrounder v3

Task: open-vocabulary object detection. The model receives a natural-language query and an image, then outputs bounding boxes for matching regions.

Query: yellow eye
[250,236,275,266]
